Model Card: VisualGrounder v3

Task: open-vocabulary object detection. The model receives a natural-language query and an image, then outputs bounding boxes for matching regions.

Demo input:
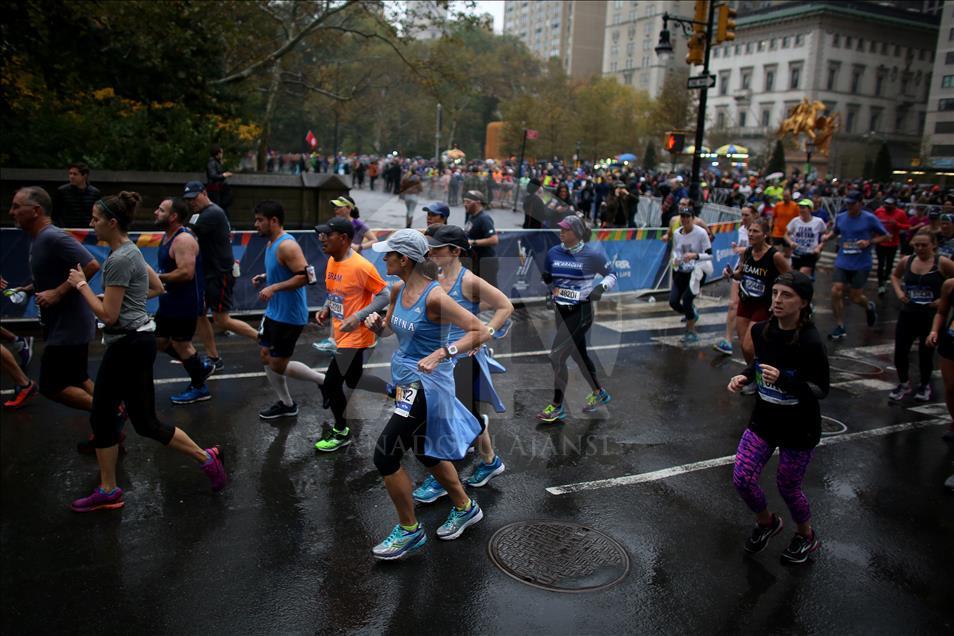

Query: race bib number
[755,363,798,406]
[741,275,766,299]
[328,293,345,320]
[553,287,582,302]
[906,286,934,305]
[393,384,419,417]
[841,240,862,255]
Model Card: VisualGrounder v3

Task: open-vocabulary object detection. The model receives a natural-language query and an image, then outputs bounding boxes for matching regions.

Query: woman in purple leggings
[728,271,830,564]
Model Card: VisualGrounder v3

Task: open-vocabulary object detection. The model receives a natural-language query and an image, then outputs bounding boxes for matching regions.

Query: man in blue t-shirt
[823,191,887,340]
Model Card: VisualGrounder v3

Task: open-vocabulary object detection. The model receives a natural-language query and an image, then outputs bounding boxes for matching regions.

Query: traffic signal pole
[688,0,716,210]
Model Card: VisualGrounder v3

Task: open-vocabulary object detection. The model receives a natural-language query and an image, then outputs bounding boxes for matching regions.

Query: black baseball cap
[425,224,470,251]
[315,216,355,238]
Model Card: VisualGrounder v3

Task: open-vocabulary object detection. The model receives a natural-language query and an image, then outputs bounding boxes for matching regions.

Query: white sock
[265,367,293,406]
[285,361,326,386]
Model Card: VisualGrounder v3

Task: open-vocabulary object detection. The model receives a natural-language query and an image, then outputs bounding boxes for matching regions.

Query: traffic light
[716,4,737,44]
[665,131,686,154]
[692,0,709,35]
[686,32,705,65]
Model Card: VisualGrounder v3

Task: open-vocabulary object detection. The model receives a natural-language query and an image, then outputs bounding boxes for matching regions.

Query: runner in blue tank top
[250,201,311,420]
[153,197,215,406]
[408,224,513,504]
[364,229,491,560]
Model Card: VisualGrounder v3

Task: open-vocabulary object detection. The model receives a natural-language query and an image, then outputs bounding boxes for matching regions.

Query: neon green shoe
[535,403,566,423]
[315,426,351,452]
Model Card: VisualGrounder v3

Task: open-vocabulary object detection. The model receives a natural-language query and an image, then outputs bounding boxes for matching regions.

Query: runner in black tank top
[889,228,954,402]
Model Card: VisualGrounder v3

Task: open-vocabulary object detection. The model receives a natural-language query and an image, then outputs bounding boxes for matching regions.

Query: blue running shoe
[582,388,611,413]
[713,339,733,355]
[171,384,211,405]
[463,455,505,487]
[372,524,428,560]
[436,499,483,540]
[198,358,216,384]
[312,337,338,353]
[828,325,847,340]
[681,332,699,345]
[412,475,447,503]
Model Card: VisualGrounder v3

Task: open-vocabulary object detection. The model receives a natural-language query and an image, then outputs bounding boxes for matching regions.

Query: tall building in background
[502,1,607,78]
[407,0,448,40]
[924,2,954,168]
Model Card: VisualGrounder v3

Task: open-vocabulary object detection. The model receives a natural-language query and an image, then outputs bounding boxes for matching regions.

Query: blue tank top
[446,267,480,342]
[391,281,444,358]
[157,226,203,318]
[264,233,308,325]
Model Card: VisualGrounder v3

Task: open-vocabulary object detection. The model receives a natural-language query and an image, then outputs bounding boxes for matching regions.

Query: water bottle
[3,289,27,305]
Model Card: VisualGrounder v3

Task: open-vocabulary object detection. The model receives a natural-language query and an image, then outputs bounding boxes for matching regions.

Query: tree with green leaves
[766,140,786,176]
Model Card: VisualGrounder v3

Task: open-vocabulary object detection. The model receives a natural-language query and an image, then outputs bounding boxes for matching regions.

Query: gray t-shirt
[30,225,96,346]
[102,241,151,344]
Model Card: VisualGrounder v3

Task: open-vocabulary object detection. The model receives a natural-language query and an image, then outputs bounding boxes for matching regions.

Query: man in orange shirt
[312,216,390,451]
[770,189,800,259]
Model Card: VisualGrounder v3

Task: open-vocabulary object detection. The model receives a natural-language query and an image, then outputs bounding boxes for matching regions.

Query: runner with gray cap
[364,229,490,559]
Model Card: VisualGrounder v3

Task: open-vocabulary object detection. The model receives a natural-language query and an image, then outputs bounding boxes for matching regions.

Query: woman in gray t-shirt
[66,191,228,512]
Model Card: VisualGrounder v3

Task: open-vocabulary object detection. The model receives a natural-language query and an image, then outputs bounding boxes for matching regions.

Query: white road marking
[830,378,897,394]
[545,418,949,495]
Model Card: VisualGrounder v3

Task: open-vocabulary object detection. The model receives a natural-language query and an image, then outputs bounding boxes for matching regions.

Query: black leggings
[325,348,388,428]
[876,245,898,286]
[669,270,697,320]
[894,310,934,385]
[92,332,175,448]
[373,389,440,476]
[551,303,600,404]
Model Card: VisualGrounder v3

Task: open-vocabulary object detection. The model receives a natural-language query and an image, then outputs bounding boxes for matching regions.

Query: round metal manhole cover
[488,521,630,593]
[821,415,848,436]
[828,355,883,376]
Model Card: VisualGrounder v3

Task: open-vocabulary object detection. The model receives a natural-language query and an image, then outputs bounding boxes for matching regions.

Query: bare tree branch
[255,1,290,38]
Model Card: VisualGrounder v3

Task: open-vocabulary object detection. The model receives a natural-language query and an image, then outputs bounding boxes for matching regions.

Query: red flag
[305,130,317,149]
[525,129,539,140]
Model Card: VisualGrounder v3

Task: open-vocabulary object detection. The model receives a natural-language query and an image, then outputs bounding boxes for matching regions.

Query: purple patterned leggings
[732,428,814,524]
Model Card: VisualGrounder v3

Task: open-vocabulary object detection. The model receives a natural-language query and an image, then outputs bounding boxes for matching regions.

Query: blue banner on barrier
[1,224,738,319]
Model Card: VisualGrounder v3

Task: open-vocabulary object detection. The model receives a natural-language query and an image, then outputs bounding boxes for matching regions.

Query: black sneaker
[209,356,224,372]
[865,301,877,327]
[781,531,820,565]
[259,400,299,420]
[743,513,784,554]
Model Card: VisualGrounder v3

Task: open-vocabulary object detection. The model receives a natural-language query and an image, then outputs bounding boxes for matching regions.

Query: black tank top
[157,226,203,318]
[901,255,943,313]
[740,246,779,303]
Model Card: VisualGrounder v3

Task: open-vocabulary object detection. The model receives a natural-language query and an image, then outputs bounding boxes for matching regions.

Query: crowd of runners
[3,176,953,564]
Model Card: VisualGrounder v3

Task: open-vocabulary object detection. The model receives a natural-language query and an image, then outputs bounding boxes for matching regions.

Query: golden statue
[777,97,840,156]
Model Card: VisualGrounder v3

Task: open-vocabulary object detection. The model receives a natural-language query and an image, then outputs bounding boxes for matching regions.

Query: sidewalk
[349,186,529,231]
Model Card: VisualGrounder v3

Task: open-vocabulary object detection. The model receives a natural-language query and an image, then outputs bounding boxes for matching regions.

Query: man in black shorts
[183,181,258,370]
[154,197,215,404]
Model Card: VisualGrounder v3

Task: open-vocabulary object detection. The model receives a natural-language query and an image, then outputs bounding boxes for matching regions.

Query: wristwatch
[443,344,458,358]
[487,326,495,336]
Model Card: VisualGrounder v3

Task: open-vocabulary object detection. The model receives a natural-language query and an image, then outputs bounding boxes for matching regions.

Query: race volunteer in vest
[888,228,954,403]
[669,207,712,345]
[727,272,829,565]
[154,197,215,405]
[66,191,227,512]
[411,224,513,504]
[364,229,489,560]
[785,199,827,277]
[536,215,616,423]
[726,219,790,384]
[823,190,887,340]
[310,216,390,452]
[251,201,311,420]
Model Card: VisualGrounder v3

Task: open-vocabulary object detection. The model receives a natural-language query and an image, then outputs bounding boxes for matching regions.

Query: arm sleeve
[354,286,391,322]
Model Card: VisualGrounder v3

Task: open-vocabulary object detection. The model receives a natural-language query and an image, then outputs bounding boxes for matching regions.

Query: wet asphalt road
[2,266,954,634]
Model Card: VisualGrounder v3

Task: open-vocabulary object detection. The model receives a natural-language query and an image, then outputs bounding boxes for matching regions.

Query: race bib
[741,275,766,298]
[393,384,419,418]
[328,292,345,320]
[553,287,582,302]
[755,363,798,406]
[841,240,862,255]
[906,285,934,305]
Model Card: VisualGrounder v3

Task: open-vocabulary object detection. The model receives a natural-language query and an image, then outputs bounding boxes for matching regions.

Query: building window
[875,73,885,96]
[869,108,882,131]
[719,71,730,95]
[795,34,804,46]
[846,36,853,48]
[764,67,776,92]
[761,108,771,127]
[933,145,954,155]
[741,69,752,90]
[739,111,748,127]
[949,27,953,41]
[946,51,954,64]
[895,110,906,132]
[936,121,954,134]
[610,61,618,72]
[881,42,888,55]
[724,45,731,58]
[827,63,840,91]
[869,40,877,53]
[919,49,927,61]
[832,34,840,47]
[942,75,954,88]
[941,98,954,111]
[717,111,726,128]
[851,67,864,94]
[770,38,777,50]
[789,63,802,90]
[758,40,766,52]
[845,109,856,133]
[857,38,865,52]
[713,47,720,58]
[734,44,741,55]
[745,42,753,54]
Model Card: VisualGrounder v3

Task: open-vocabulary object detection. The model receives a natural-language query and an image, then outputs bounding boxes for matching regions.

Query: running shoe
[3,381,37,409]
[692,308,701,323]
[913,384,933,402]
[170,384,211,405]
[877,285,886,296]
[780,531,820,565]
[208,356,224,372]
[77,430,127,455]
[463,455,505,487]
[412,475,448,503]
[314,426,351,452]
[535,403,566,423]
[71,486,124,512]
[436,499,483,540]
[888,382,912,402]
[582,388,612,413]
[681,332,699,345]
[865,301,878,327]
[713,339,734,355]
[741,382,757,396]
[743,513,784,554]
[828,325,847,340]
[199,358,216,384]
[259,401,299,420]
[372,524,428,560]
[13,336,33,371]
[312,337,338,353]
[201,446,228,492]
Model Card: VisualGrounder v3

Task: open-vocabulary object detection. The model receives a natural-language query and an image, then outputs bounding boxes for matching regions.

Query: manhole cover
[828,355,883,376]
[488,521,629,593]
[821,416,848,436]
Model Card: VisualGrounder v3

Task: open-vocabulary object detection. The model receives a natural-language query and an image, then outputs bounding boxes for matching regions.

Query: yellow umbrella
[681,145,711,155]
[715,144,749,158]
